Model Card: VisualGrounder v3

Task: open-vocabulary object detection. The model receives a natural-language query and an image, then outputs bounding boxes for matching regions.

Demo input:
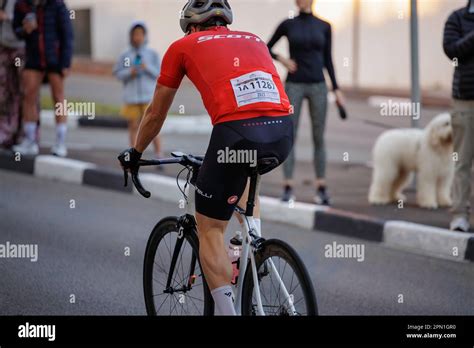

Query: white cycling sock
[211,285,236,316]
[56,123,67,145]
[24,122,37,143]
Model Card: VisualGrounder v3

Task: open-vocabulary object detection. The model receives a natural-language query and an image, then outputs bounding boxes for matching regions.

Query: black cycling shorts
[195,115,294,221]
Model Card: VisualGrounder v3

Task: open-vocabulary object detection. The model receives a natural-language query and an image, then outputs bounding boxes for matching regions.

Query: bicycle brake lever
[131,169,151,198]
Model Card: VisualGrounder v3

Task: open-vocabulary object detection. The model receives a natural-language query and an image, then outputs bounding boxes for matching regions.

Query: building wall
[66,0,467,93]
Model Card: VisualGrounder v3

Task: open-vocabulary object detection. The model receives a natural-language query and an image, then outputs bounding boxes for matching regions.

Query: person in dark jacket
[12,0,73,157]
[443,0,474,233]
[268,0,345,206]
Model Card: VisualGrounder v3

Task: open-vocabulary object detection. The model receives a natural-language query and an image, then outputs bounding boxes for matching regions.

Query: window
[72,8,92,57]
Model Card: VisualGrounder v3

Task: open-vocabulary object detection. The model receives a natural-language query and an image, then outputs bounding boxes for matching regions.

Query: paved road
[1,170,473,315]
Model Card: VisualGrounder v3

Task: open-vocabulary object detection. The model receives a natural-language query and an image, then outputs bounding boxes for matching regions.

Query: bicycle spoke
[184,293,204,302]
[186,294,202,313]
[146,224,209,316]
[170,293,180,314]
[152,277,167,288]
[152,292,167,297]
[154,244,168,277]
[253,254,306,316]
[156,293,171,313]
[153,260,168,274]
[289,282,301,299]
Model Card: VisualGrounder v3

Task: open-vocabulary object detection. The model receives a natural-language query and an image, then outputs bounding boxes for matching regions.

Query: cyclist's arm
[134,84,177,153]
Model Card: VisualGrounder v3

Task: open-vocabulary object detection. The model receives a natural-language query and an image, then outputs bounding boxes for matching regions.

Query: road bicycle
[124,151,317,315]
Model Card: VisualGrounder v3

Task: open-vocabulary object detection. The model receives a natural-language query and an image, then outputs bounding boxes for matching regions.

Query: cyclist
[119,0,293,315]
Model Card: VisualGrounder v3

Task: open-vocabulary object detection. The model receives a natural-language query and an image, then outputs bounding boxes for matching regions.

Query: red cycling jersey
[158,27,291,125]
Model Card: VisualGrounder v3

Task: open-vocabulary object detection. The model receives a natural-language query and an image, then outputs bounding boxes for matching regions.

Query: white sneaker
[12,140,39,156]
[51,144,68,158]
[450,216,470,233]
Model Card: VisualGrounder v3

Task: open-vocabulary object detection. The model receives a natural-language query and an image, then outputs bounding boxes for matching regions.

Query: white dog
[369,113,454,209]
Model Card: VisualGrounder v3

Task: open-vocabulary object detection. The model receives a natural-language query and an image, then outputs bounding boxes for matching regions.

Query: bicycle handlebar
[123,153,204,199]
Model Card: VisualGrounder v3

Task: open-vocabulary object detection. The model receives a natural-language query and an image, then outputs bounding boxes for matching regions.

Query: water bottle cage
[251,237,265,251]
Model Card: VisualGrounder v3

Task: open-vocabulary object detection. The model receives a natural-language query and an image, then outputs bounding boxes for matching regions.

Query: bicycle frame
[183,181,297,316]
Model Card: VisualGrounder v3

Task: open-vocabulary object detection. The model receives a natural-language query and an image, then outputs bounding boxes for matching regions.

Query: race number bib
[230,71,281,107]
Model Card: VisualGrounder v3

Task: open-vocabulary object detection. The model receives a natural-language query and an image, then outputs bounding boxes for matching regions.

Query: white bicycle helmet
[180,0,233,33]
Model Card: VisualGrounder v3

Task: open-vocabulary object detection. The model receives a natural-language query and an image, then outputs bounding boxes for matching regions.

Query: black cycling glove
[118,148,142,171]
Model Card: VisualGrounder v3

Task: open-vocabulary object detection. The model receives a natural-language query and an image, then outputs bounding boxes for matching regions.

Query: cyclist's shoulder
[167,36,189,49]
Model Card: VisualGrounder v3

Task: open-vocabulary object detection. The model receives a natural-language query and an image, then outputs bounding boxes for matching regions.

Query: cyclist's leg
[195,212,235,315]
[194,124,248,315]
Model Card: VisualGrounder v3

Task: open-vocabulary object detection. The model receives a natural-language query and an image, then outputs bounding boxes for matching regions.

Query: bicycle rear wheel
[143,217,213,315]
[241,239,318,316]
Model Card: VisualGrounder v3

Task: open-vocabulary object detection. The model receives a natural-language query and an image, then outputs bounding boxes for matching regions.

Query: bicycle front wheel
[143,217,213,315]
[241,239,318,316]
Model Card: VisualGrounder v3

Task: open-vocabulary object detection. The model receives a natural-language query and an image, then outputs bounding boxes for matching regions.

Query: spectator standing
[267,0,345,205]
[0,0,25,149]
[443,0,474,232]
[114,21,161,157]
[12,0,73,157]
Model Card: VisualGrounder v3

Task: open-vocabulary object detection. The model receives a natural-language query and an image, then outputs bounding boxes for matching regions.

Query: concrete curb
[40,111,212,135]
[384,221,471,262]
[1,150,473,263]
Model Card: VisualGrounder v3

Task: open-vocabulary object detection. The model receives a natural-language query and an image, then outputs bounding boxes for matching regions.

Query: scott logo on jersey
[197,33,262,43]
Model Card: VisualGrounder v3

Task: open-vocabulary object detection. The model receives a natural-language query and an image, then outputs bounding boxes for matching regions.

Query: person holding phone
[268,0,346,205]
[114,21,162,158]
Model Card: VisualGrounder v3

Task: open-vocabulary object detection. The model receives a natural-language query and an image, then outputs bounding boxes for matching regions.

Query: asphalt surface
[1,170,473,315]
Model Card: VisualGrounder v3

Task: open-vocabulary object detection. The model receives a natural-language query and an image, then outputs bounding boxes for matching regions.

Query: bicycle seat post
[245,169,259,217]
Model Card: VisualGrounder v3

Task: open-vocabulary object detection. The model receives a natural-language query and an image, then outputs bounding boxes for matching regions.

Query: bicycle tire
[143,216,213,315]
[241,239,318,316]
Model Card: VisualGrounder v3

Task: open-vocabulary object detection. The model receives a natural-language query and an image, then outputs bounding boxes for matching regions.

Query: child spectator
[114,21,161,157]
